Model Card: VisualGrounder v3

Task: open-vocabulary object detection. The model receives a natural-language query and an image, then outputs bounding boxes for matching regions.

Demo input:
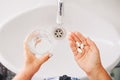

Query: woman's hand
[68,32,101,73]
[68,32,111,80]
[13,32,52,80]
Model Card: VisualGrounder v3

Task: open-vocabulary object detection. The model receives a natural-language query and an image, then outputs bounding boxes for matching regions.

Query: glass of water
[27,30,53,56]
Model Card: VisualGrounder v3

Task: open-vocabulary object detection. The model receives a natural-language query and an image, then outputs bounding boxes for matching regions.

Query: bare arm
[87,64,111,80]
[13,32,52,80]
[12,53,50,80]
[68,32,111,80]
[12,68,32,80]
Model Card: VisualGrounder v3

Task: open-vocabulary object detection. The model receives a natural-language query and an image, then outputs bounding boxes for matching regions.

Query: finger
[69,41,77,56]
[75,32,87,45]
[68,33,74,42]
[69,39,76,47]
[24,41,29,53]
[24,39,35,57]
[38,52,52,65]
[24,31,40,55]
[70,32,81,42]
[86,38,98,51]
[75,32,86,41]
[72,50,78,56]
[25,31,39,43]
[24,40,32,55]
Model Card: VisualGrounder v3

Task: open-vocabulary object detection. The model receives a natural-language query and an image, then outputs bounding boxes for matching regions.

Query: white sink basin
[0,1,120,79]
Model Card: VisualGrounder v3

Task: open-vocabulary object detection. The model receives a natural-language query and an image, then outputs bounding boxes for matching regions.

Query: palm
[69,32,101,73]
[76,49,100,73]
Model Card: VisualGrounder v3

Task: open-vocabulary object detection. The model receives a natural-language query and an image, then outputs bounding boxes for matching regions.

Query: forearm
[86,64,112,80]
[12,69,32,80]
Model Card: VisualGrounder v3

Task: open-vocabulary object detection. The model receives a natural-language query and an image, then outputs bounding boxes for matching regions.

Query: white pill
[80,44,84,49]
[76,41,81,47]
[77,48,82,54]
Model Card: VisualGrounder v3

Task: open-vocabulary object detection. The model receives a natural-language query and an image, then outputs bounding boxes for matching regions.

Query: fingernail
[68,32,72,35]
[75,32,78,34]
[87,37,90,39]
[49,53,53,58]
[87,37,92,41]
[67,32,72,38]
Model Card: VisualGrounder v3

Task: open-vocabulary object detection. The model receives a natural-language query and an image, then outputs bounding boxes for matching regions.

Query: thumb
[38,52,53,65]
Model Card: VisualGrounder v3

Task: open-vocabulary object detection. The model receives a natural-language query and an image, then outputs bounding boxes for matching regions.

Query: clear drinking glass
[27,30,53,56]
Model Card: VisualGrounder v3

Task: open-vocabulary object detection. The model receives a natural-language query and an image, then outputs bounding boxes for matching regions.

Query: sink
[0,1,120,79]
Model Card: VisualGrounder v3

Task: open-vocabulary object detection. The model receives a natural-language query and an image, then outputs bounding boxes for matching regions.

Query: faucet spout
[56,0,64,26]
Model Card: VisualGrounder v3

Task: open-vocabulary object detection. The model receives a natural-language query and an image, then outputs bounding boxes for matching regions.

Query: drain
[53,27,65,39]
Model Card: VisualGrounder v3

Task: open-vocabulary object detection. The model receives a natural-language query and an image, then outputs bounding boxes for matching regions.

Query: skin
[13,32,112,80]
[68,32,111,80]
[13,31,52,80]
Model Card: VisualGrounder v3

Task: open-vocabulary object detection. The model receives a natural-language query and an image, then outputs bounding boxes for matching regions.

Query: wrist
[86,63,104,80]
[86,64,111,80]
[21,67,34,79]
[86,63,103,76]
[13,72,32,80]
[13,68,33,80]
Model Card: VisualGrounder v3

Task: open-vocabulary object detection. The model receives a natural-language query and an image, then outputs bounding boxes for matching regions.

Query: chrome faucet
[56,0,64,26]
